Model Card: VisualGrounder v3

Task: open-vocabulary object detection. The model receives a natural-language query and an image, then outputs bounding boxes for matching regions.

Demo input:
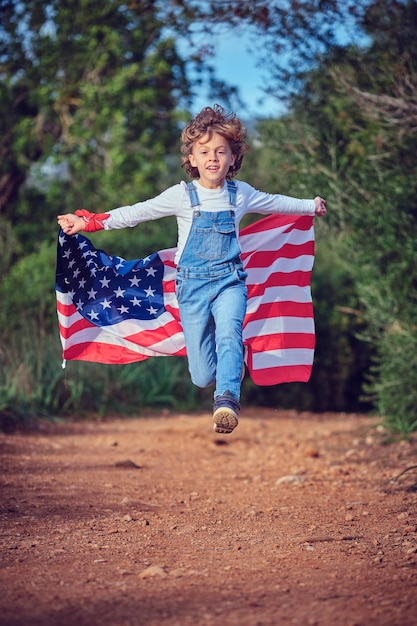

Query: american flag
[56,214,315,385]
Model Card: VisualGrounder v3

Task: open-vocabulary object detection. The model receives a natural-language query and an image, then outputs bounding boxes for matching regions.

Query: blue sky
[186,16,367,120]
[187,29,284,119]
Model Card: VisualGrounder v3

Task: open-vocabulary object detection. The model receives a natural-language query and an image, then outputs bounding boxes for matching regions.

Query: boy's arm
[237,181,327,217]
[314,197,327,217]
[57,209,110,235]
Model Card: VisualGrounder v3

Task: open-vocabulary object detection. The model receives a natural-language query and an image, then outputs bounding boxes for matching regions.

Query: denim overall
[176,181,248,404]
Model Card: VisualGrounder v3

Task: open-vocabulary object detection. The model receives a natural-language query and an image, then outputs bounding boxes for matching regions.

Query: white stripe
[244,316,315,339]
[57,290,181,335]
[245,285,313,312]
[244,255,314,283]
[63,326,185,358]
[56,291,75,305]
[240,225,314,251]
[252,348,314,369]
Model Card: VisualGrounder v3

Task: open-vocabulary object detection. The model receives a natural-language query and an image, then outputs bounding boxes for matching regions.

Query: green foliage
[0,322,198,430]
[285,1,417,433]
[0,1,193,244]
[367,328,417,436]
[0,239,57,333]
[57,355,198,416]
[0,325,68,429]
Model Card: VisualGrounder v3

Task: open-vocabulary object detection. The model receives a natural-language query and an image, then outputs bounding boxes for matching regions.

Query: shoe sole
[213,407,239,434]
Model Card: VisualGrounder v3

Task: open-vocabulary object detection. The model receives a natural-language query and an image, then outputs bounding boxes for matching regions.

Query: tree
[268,0,417,431]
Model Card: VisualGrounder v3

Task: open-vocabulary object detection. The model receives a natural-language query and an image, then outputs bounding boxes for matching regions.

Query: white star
[143,256,151,263]
[87,288,97,299]
[88,310,99,321]
[63,249,71,259]
[100,276,111,288]
[118,305,129,315]
[59,234,66,246]
[100,299,112,309]
[113,287,126,298]
[115,259,125,270]
[68,259,76,268]
[147,305,158,315]
[79,278,86,289]
[73,268,80,278]
[75,299,84,310]
[130,296,142,306]
[90,267,97,277]
[144,286,155,298]
[129,275,141,287]
[146,266,157,277]
[78,240,88,250]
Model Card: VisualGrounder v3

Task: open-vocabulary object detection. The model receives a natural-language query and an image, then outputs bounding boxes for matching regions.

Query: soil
[1,408,417,626]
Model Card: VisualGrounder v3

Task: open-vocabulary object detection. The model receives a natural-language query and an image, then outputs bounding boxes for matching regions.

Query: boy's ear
[189,153,197,167]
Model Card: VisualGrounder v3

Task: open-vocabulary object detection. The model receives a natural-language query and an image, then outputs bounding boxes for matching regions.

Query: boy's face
[189,131,236,189]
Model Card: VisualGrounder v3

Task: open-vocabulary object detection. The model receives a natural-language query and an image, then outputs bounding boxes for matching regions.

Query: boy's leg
[177,277,217,389]
[211,278,247,400]
[211,276,247,433]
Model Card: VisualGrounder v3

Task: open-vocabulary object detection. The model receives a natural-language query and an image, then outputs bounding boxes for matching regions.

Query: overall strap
[186,180,237,208]
[226,180,237,207]
[186,182,201,208]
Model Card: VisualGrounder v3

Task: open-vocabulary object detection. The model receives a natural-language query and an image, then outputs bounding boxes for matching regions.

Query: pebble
[138,565,167,579]
[275,475,305,485]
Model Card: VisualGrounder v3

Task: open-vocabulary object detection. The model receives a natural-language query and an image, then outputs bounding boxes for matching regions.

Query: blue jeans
[176,262,247,400]
[176,205,247,402]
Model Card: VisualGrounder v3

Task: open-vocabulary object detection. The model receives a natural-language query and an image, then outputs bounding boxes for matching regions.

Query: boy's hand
[314,197,327,217]
[57,214,85,235]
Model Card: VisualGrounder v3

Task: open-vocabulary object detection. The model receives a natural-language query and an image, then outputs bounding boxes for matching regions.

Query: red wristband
[75,209,110,232]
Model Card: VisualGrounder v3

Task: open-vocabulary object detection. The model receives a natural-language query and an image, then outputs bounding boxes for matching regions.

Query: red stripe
[249,364,312,385]
[247,271,312,293]
[126,320,184,347]
[241,214,313,235]
[58,318,94,339]
[247,333,316,352]
[165,303,181,321]
[244,301,313,324]
[57,300,78,316]
[63,341,186,364]
[162,278,176,295]
[63,343,151,364]
[243,241,314,265]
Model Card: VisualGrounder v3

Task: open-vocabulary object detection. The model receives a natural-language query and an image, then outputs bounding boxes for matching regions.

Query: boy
[58,104,326,434]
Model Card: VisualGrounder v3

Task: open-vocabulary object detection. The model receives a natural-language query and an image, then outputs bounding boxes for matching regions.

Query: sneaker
[213,406,239,434]
[213,391,240,434]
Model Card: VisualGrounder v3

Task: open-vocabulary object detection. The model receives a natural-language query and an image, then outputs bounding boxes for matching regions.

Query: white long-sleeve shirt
[105,179,316,264]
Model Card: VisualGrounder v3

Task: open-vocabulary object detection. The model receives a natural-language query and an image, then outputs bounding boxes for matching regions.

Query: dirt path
[1,409,417,626]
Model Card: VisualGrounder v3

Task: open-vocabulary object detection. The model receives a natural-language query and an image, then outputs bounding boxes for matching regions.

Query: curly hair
[180,104,250,180]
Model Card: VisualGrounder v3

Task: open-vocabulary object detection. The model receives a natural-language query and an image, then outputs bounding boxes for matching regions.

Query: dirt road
[1,409,417,626]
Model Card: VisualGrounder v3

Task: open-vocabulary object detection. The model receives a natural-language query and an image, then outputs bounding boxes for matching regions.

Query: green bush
[365,326,417,436]
[0,322,199,430]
